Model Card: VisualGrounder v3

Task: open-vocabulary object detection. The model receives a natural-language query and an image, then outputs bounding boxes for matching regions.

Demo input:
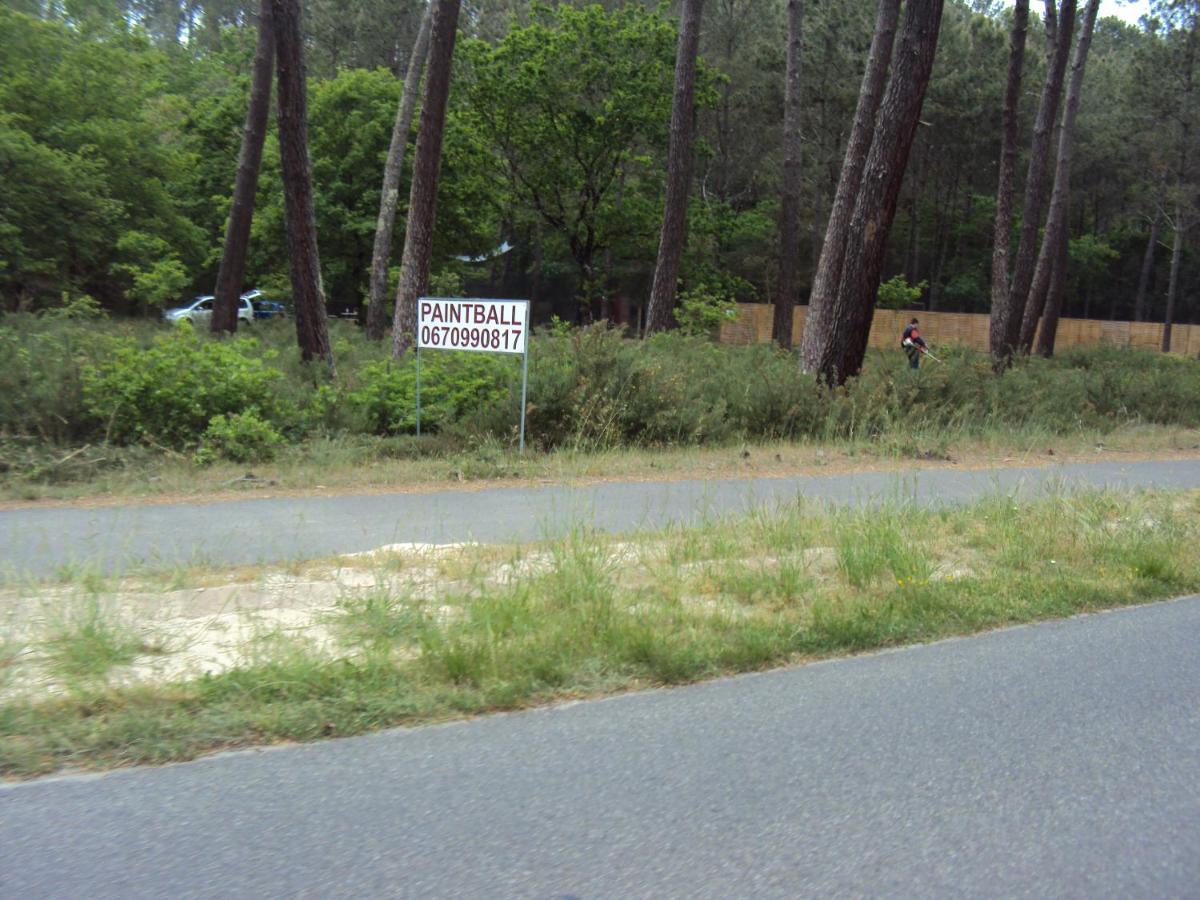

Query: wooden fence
[719,305,1200,357]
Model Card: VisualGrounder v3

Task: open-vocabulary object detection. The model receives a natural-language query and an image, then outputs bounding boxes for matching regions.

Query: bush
[3,317,1200,467]
[876,275,927,310]
[81,328,288,448]
[195,412,284,465]
[0,314,127,444]
[349,352,510,435]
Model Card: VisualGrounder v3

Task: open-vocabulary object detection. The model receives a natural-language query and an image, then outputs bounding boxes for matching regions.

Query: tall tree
[1162,208,1187,350]
[772,0,804,349]
[833,0,946,380]
[365,1,433,341]
[986,0,1029,367]
[798,0,900,376]
[992,0,1076,362]
[273,0,334,371]
[645,0,706,335]
[1025,0,1102,356]
[1159,0,1198,352]
[391,0,461,358]
[457,5,681,320]
[1133,208,1163,321]
[212,0,274,335]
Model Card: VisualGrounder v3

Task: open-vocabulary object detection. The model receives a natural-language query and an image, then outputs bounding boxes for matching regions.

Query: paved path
[4,595,1199,897]
[2,458,1199,578]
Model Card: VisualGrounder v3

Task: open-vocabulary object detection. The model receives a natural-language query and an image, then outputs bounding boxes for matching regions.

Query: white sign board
[417,298,528,355]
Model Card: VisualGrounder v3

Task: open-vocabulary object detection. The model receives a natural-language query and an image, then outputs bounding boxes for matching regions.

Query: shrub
[349,352,509,435]
[195,411,284,465]
[81,329,288,448]
[675,280,741,337]
[0,314,125,444]
[876,275,927,310]
[4,316,1200,466]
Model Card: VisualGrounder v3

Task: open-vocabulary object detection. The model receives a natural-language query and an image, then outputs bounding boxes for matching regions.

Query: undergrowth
[2,317,1198,477]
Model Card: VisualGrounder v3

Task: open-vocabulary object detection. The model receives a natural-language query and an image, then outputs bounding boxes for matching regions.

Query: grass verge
[2,488,1198,778]
[3,424,1199,508]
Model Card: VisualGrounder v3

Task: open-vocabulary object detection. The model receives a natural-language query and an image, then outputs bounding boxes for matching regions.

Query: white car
[164,294,255,327]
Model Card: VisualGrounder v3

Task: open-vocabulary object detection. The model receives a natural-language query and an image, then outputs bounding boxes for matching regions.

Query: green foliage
[41,293,108,321]
[0,314,121,444]
[0,10,204,310]
[349,353,510,435]
[876,275,929,310]
[81,329,287,448]
[195,411,284,465]
[683,200,775,300]
[4,311,1200,471]
[675,274,744,336]
[428,269,466,297]
[42,597,155,683]
[457,2,716,305]
[112,231,190,310]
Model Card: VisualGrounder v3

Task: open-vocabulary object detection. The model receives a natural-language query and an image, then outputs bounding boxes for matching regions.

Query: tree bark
[365,2,433,341]
[1034,214,1071,355]
[1026,0,1100,357]
[772,0,804,349]
[995,0,1076,360]
[391,0,461,358]
[1133,210,1161,322]
[798,0,901,375]
[212,0,274,335]
[986,0,1029,367]
[1162,208,1186,352]
[645,0,706,335]
[834,0,946,381]
[1163,17,1196,351]
[273,0,334,372]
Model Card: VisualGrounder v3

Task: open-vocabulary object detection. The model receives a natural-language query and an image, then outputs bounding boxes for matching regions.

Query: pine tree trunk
[212,0,274,335]
[834,0,946,381]
[645,0,706,336]
[1133,210,1161,322]
[1034,217,1071,355]
[365,2,433,342]
[391,0,461,358]
[986,0,1028,367]
[798,0,900,375]
[1162,207,1186,352]
[1023,0,1100,356]
[772,0,804,349]
[998,0,1076,357]
[273,0,334,373]
[1163,25,1195,352]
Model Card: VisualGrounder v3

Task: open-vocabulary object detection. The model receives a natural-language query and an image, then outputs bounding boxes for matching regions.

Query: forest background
[1,0,1195,331]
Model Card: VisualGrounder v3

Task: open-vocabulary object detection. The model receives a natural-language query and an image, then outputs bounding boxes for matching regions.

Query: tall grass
[41,597,165,683]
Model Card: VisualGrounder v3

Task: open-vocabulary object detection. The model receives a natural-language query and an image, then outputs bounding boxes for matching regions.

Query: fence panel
[719,305,1198,357]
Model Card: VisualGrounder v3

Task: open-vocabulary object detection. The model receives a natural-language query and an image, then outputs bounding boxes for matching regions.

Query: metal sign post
[519,301,529,453]
[415,297,531,452]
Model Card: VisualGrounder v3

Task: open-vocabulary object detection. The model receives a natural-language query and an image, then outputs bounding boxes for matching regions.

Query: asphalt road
[4,595,1199,897]
[3,458,1199,578]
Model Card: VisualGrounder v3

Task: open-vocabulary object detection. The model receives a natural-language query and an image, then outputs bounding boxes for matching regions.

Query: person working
[901,318,927,369]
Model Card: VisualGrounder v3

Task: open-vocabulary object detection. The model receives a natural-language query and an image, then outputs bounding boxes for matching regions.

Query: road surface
[3,595,1199,897]
[2,458,1198,578]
